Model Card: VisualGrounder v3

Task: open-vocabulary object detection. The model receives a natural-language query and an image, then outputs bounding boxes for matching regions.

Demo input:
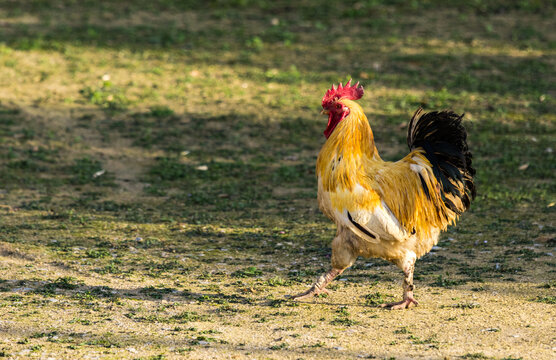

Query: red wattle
[323,111,347,138]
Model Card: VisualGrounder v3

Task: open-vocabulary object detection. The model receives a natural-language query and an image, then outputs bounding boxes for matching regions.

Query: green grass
[0,0,554,359]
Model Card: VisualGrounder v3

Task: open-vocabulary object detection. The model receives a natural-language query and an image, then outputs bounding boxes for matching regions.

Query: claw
[289,269,341,301]
[380,297,419,310]
[290,286,329,301]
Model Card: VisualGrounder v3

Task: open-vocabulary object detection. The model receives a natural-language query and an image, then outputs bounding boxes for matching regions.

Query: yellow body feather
[316,99,459,256]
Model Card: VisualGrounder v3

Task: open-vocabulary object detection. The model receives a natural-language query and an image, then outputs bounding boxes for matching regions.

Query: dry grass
[0,1,554,359]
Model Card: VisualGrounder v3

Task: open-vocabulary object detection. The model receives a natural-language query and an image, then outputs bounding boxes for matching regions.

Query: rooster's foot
[289,268,341,301]
[290,286,330,301]
[380,297,418,310]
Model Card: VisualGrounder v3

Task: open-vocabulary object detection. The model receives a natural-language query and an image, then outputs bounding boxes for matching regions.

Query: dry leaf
[92,169,106,178]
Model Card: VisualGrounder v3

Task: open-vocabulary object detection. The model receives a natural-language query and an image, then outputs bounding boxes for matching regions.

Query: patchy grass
[0,0,554,359]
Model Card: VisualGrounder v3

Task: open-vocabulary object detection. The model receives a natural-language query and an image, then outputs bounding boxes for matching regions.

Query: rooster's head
[321,79,364,138]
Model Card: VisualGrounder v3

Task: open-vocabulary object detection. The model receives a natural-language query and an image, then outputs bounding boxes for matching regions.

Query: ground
[0,1,555,359]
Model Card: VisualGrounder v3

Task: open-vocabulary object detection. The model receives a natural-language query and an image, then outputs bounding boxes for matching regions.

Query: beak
[321,109,329,115]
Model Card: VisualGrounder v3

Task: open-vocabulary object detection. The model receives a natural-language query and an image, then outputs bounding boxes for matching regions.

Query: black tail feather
[407,108,476,214]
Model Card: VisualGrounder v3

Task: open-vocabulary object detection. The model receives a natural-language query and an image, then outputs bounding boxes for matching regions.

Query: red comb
[322,79,364,107]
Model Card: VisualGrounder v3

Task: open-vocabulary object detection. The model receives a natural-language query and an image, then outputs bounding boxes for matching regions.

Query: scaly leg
[290,268,343,300]
[381,253,418,310]
[291,228,357,301]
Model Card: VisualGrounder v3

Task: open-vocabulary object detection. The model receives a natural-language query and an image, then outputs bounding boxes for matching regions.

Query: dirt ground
[0,1,554,359]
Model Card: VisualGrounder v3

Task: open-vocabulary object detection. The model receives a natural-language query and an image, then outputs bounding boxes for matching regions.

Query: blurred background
[0,1,554,359]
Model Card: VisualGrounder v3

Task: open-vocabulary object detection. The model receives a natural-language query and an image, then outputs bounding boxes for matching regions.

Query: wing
[342,199,409,243]
[322,175,409,244]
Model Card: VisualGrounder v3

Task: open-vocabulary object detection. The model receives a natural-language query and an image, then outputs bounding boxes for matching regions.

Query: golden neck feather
[317,99,376,191]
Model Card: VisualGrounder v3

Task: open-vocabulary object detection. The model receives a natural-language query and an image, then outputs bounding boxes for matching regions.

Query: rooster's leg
[291,228,356,301]
[381,253,418,310]
[290,268,343,300]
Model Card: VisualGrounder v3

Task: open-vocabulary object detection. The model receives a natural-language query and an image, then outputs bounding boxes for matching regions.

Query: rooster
[292,80,475,309]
